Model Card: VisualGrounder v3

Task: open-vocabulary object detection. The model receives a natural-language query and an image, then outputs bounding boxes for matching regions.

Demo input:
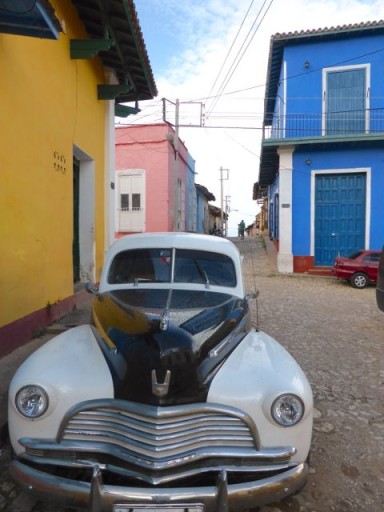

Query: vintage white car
[8,233,313,512]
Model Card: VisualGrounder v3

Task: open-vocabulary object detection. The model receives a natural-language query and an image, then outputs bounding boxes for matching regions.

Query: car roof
[106,232,241,260]
[99,232,244,297]
[355,250,381,256]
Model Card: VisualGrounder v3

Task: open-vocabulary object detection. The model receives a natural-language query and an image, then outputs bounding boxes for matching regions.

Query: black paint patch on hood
[91,289,249,405]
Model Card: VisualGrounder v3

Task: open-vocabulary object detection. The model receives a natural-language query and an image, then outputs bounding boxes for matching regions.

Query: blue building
[257,21,384,273]
[185,153,197,232]
[195,184,216,234]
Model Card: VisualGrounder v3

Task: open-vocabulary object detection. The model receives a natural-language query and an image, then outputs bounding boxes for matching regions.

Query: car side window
[364,253,380,263]
[349,251,363,259]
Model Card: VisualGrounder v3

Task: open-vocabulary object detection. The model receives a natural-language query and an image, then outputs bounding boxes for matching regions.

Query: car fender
[208,329,313,463]
[8,325,114,454]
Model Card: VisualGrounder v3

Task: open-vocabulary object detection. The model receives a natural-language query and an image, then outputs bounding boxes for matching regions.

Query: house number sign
[53,151,67,174]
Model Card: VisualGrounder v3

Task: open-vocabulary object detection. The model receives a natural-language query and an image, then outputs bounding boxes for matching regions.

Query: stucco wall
[292,146,384,256]
[284,33,384,119]
[268,29,384,272]
[115,124,191,233]
[0,1,107,340]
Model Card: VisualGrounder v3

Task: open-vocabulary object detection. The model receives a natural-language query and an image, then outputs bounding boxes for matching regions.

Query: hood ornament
[151,369,171,397]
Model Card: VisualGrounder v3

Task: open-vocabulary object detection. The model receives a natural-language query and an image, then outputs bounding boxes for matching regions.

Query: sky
[121,0,384,236]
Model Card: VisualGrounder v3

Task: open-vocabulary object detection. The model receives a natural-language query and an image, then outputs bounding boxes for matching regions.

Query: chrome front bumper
[10,460,308,512]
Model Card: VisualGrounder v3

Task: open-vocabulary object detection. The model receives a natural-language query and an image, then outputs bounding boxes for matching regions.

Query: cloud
[133,0,384,235]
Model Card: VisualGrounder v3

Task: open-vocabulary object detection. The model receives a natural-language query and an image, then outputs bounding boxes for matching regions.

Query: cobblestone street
[239,237,384,512]
[1,236,383,511]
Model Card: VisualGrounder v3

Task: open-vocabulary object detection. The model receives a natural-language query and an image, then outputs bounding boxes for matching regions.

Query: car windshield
[108,248,237,287]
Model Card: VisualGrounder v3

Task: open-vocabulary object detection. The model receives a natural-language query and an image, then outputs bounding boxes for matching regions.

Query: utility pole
[163,98,180,232]
[162,98,204,232]
[174,99,180,231]
[219,167,229,232]
[224,195,231,237]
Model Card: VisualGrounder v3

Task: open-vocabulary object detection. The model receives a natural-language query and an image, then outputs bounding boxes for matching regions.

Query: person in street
[238,220,245,239]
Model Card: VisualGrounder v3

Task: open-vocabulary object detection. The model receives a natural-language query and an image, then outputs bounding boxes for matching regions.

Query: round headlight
[15,385,49,418]
[271,394,304,427]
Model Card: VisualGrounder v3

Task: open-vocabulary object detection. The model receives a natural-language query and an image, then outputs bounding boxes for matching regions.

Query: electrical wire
[113,36,384,162]
[205,0,256,108]
[117,43,384,130]
[206,0,276,120]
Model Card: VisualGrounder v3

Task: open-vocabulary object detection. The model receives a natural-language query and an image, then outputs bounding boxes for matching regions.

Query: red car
[376,248,384,309]
[332,250,381,288]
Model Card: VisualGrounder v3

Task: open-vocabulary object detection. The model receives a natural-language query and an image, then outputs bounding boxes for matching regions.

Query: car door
[364,252,380,281]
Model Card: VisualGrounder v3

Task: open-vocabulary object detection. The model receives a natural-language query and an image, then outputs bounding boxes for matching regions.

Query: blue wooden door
[273,193,279,240]
[315,173,366,266]
[326,68,366,135]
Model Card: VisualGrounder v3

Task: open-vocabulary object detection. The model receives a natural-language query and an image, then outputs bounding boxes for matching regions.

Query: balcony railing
[264,108,384,140]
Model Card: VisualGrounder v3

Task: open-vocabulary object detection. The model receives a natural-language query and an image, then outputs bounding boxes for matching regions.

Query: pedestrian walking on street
[238,220,245,239]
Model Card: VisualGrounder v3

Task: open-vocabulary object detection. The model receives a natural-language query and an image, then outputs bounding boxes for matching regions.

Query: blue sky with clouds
[131,0,384,235]
[135,1,245,75]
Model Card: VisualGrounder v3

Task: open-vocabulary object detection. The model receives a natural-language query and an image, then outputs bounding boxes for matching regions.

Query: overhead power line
[206,0,276,121]
[205,0,256,105]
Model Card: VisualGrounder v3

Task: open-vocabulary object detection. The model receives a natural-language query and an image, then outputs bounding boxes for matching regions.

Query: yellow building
[0,0,157,357]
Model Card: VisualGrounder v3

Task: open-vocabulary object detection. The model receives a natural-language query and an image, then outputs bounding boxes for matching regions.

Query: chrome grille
[61,400,258,462]
[21,400,296,483]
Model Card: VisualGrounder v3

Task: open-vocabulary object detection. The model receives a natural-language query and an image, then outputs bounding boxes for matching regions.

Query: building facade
[257,21,384,273]
[115,124,195,235]
[0,0,156,356]
[195,184,216,234]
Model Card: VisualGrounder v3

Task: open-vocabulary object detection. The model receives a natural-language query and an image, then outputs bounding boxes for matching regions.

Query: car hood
[91,289,249,405]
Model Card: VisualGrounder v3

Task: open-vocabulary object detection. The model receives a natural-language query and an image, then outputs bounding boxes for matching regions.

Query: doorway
[73,146,96,284]
[73,157,80,282]
[314,173,366,265]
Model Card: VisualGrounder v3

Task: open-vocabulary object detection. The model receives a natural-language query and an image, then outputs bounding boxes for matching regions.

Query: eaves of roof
[208,204,227,220]
[195,184,216,202]
[264,20,384,125]
[72,0,157,102]
[258,146,280,188]
[0,0,62,38]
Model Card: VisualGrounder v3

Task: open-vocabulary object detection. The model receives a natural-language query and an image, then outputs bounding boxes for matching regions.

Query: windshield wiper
[160,288,173,331]
[193,259,210,289]
[133,277,151,287]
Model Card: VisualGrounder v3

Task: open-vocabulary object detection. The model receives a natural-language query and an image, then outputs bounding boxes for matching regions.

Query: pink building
[115,124,192,236]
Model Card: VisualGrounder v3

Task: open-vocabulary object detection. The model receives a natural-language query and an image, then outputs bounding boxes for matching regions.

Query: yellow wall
[0,1,107,327]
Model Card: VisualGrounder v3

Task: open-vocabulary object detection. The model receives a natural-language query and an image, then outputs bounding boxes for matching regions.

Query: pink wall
[115,124,189,235]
